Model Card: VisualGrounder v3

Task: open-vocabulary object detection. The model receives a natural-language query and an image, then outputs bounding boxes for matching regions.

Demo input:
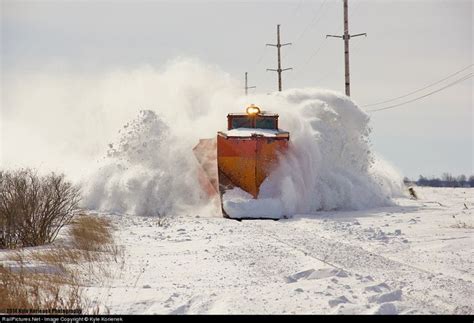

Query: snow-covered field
[81,187,473,314]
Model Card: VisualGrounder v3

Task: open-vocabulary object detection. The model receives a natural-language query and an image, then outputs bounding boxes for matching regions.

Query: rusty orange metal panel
[193,138,219,197]
[217,134,288,198]
[217,136,256,158]
[218,156,258,197]
[217,135,258,196]
[255,137,288,192]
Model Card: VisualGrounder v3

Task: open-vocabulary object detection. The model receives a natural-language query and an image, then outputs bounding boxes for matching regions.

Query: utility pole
[244,72,256,95]
[327,0,366,96]
[266,24,292,92]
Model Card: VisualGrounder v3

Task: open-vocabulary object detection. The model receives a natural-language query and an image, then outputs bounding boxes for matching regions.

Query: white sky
[1,0,472,178]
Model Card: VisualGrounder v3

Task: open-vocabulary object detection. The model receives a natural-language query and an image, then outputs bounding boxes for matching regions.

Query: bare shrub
[0,169,81,248]
[70,215,113,252]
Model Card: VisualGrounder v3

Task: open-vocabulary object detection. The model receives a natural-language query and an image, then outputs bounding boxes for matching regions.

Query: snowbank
[222,187,284,219]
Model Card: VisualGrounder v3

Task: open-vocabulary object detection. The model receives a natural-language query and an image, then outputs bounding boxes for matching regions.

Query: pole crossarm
[327,33,366,40]
[267,68,292,72]
[351,33,367,38]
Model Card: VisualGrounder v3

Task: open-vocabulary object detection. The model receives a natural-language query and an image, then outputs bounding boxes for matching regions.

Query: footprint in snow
[368,289,402,304]
[328,295,350,308]
[357,275,374,283]
[365,282,391,293]
[373,302,398,315]
[164,293,180,304]
[285,269,315,283]
[286,268,349,283]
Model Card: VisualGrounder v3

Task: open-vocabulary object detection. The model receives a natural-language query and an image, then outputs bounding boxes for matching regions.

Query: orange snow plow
[193,105,289,218]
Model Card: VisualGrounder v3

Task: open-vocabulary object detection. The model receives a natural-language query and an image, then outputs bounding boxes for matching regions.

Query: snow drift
[2,59,404,217]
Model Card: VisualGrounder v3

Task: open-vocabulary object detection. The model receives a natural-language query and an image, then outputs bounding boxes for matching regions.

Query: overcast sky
[1,0,472,178]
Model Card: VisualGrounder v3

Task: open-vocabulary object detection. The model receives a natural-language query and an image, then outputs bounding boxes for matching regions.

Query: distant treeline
[404,174,474,188]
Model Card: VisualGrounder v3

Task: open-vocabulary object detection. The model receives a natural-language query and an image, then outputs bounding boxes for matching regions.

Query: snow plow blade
[216,132,288,199]
[192,105,289,219]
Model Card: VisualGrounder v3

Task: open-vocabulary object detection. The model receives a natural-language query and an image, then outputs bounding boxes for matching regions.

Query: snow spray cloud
[1,58,404,217]
[253,89,405,215]
[80,109,215,217]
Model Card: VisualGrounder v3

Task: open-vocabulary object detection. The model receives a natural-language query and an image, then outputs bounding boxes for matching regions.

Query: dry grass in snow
[0,213,123,314]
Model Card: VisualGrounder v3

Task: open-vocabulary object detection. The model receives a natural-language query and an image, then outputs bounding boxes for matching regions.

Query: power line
[311,32,363,86]
[294,0,330,43]
[350,0,364,22]
[362,64,474,107]
[254,45,268,66]
[297,1,363,88]
[291,0,306,16]
[367,73,473,113]
[248,45,268,75]
[303,37,328,66]
[298,3,329,62]
[247,0,302,93]
[288,2,338,88]
[278,0,336,88]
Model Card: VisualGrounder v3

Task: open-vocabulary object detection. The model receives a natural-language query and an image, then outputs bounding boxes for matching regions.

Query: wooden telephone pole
[266,24,292,91]
[244,72,256,95]
[327,0,366,96]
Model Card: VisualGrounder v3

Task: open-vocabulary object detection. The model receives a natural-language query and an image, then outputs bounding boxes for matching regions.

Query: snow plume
[79,59,239,216]
[81,110,210,217]
[2,59,404,217]
[255,89,405,215]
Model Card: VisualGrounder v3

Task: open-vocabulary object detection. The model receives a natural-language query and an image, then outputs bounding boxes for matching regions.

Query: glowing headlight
[246,104,261,115]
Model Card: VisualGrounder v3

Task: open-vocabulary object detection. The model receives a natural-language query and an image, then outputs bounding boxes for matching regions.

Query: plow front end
[193,106,289,219]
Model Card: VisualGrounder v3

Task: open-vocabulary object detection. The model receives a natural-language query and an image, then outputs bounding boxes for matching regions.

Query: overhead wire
[285,0,334,87]
[294,0,330,44]
[301,0,365,88]
[259,0,309,92]
[362,64,473,108]
[366,73,473,113]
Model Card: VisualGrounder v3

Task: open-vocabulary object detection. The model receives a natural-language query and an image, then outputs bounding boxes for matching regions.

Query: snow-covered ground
[79,187,473,314]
